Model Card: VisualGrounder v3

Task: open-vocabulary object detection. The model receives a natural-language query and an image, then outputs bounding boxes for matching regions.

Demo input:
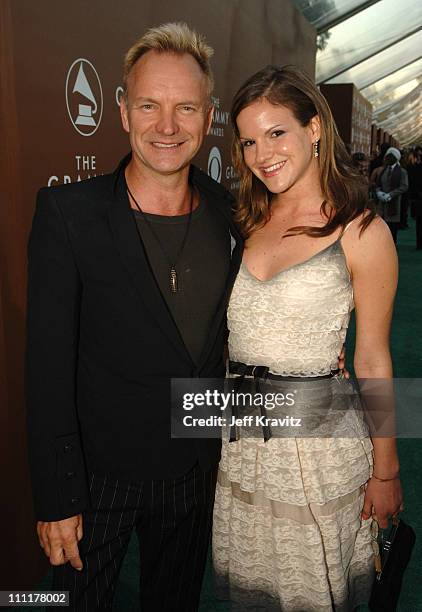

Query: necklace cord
[126,183,194,292]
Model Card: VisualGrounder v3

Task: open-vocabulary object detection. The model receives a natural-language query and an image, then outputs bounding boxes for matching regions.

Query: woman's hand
[362,477,403,528]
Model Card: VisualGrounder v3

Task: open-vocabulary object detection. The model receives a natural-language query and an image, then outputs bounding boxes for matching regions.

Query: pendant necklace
[127,184,194,294]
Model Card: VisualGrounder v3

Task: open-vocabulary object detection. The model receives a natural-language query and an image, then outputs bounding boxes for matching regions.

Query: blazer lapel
[107,156,195,368]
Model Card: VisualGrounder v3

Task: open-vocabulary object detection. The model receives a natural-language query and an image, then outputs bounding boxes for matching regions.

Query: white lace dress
[212,238,374,611]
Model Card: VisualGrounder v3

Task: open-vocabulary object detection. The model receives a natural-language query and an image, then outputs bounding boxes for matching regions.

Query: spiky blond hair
[123,22,214,101]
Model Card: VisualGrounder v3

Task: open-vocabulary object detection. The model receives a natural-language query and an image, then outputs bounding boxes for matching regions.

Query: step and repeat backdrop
[0,0,315,588]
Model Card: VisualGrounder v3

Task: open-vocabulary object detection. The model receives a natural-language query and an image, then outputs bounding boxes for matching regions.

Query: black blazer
[26,154,243,521]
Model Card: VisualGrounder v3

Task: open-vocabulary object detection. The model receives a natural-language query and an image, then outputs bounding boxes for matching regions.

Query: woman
[212,65,403,611]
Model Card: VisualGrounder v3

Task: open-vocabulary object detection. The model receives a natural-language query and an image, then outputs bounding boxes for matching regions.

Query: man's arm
[26,187,89,524]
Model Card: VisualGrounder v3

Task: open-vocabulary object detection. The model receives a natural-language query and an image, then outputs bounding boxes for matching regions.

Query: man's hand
[37,515,83,570]
[338,345,350,379]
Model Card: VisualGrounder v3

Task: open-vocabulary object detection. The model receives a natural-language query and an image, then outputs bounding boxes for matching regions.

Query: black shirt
[133,194,230,364]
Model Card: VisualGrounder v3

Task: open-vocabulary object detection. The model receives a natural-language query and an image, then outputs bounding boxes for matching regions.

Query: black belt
[229,361,339,381]
[228,361,340,443]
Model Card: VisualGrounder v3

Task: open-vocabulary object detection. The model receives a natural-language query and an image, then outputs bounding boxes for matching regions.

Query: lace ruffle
[227,241,354,377]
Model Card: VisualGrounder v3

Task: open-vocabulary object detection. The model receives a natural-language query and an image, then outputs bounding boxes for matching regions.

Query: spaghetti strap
[341,219,356,237]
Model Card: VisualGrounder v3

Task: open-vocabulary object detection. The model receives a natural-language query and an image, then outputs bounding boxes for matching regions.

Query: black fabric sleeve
[389,168,409,199]
[26,188,89,521]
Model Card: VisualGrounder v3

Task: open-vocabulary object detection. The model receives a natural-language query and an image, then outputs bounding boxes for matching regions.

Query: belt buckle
[251,365,269,380]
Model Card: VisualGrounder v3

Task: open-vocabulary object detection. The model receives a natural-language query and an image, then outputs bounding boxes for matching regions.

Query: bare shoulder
[341,213,398,274]
[342,213,394,251]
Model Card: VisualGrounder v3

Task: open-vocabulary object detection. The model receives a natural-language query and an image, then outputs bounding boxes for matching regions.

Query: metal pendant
[170,267,178,293]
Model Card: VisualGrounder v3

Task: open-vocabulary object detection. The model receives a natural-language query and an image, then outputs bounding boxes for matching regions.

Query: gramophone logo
[66,59,103,136]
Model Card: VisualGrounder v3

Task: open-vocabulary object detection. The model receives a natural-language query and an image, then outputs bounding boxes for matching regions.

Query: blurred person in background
[369,142,389,176]
[352,152,369,178]
[407,147,422,249]
[369,153,386,211]
[374,147,408,244]
[399,149,412,229]
[369,145,379,168]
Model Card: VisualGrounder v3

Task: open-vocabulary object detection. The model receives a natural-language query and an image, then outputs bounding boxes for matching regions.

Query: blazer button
[65,471,75,479]
[70,497,79,505]
[64,443,73,453]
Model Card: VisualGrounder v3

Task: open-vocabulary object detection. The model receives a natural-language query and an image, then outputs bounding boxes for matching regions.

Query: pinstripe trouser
[52,462,218,611]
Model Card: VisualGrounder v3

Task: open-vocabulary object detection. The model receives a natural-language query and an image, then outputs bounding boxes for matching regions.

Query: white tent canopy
[293,0,422,145]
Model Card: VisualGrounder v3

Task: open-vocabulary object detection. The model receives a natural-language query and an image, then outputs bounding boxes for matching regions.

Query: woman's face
[236,98,320,195]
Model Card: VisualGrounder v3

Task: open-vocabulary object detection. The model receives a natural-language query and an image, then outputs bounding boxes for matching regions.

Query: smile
[151,142,183,148]
[262,161,286,175]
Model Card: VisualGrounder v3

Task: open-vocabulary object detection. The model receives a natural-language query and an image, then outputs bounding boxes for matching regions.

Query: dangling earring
[313,139,320,158]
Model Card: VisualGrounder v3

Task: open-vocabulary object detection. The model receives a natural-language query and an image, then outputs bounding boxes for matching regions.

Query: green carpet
[22,221,422,611]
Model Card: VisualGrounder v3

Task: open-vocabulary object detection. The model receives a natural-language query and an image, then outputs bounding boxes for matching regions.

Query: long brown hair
[231,65,375,238]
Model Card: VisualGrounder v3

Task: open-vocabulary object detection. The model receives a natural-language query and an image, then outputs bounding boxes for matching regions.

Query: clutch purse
[369,516,416,611]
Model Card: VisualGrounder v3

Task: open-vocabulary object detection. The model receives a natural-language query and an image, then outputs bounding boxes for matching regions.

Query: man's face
[384,153,397,166]
[120,51,213,177]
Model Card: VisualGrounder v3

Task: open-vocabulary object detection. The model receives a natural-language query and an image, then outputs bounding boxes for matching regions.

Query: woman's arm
[342,215,403,527]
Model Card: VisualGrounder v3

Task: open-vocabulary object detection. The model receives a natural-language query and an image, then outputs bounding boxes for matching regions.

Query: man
[375,147,408,244]
[26,22,242,611]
